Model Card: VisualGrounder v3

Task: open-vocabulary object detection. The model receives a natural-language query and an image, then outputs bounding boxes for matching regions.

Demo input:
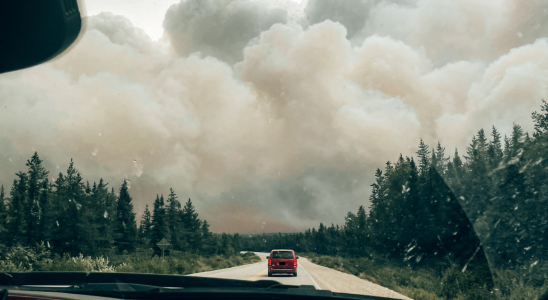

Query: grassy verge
[0,245,261,275]
[299,253,496,300]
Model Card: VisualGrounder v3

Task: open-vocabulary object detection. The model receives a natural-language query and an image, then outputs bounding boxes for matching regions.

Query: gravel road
[191,252,410,299]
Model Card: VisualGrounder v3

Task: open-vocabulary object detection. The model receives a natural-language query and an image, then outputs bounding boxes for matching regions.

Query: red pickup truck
[267,249,299,277]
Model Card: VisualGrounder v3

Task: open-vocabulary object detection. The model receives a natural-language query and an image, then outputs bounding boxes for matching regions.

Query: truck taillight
[268,259,271,265]
[293,259,297,265]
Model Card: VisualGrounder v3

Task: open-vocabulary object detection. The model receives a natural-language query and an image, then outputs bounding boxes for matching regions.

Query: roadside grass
[299,253,501,300]
[0,244,261,275]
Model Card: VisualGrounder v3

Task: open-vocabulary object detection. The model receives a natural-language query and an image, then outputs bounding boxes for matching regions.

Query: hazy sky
[1,0,548,233]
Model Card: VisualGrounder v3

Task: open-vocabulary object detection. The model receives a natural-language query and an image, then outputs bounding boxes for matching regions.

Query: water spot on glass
[525,246,532,251]
[531,261,538,267]
[104,211,108,218]
[56,221,60,226]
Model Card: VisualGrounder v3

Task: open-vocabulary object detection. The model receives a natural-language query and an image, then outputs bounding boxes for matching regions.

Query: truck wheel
[293,272,297,277]
[268,272,272,277]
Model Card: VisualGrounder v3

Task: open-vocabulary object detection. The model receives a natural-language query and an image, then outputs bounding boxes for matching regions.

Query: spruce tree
[150,194,168,251]
[139,204,152,241]
[181,198,201,252]
[435,142,449,172]
[463,130,490,223]
[51,172,66,251]
[488,126,504,168]
[8,172,28,246]
[417,139,431,175]
[166,188,182,249]
[356,205,368,252]
[40,179,54,248]
[114,180,137,252]
[532,99,548,135]
[26,152,49,245]
[200,220,216,256]
[402,158,421,256]
[0,185,7,243]
[344,211,359,256]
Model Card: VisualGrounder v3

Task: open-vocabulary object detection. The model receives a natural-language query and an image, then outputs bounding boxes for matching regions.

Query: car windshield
[1,1,548,300]
[272,251,293,259]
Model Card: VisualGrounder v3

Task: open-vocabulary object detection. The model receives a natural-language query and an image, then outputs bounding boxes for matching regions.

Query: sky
[1,0,548,233]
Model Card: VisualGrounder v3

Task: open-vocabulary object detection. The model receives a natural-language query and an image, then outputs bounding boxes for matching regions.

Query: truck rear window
[271,251,293,259]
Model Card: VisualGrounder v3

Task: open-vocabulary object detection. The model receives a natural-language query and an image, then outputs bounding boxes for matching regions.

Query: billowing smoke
[163,0,288,64]
[0,0,547,233]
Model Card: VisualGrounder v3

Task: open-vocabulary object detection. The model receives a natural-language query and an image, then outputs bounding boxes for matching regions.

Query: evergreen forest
[0,156,243,257]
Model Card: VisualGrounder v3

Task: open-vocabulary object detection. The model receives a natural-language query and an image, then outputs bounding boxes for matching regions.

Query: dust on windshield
[1,0,548,299]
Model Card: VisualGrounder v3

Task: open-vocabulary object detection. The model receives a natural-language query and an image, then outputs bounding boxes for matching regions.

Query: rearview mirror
[0,0,83,74]
[296,256,299,259]
[266,256,269,259]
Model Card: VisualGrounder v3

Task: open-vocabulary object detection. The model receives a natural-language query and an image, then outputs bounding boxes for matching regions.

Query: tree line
[242,101,548,273]
[0,155,243,257]
[3,101,548,274]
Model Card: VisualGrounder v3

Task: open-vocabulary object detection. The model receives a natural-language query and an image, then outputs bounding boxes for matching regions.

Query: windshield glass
[272,251,294,259]
[1,1,548,300]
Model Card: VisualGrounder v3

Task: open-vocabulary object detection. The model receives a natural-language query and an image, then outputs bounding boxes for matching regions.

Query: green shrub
[0,245,261,275]
[407,288,443,300]
[47,254,116,272]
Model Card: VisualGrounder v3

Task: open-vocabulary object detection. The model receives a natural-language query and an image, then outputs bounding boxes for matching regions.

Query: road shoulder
[299,257,410,299]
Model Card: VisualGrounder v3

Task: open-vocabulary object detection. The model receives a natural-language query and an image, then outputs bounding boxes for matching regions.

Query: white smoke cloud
[1,1,548,232]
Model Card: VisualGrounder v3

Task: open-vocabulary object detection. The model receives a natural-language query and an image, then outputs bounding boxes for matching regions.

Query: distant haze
[1,0,547,233]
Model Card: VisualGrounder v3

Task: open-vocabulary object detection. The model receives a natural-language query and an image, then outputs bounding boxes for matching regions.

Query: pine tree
[114,180,137,252]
